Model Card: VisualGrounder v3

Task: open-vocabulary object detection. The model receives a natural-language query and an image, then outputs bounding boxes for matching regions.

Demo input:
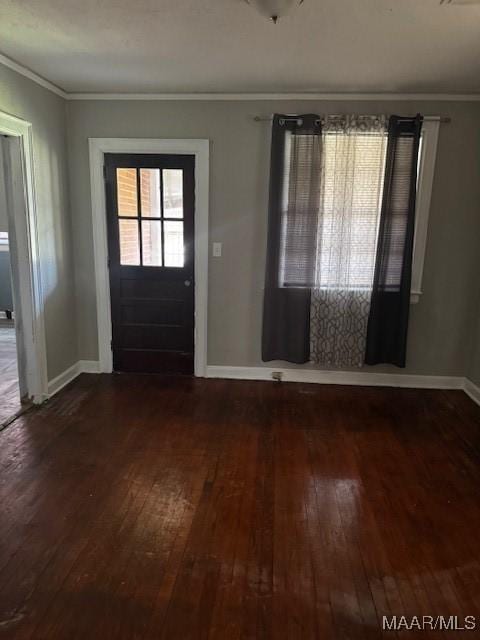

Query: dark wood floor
[1,374,480,639]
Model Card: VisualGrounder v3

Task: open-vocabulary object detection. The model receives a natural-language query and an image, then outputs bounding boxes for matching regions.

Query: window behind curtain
[278,130,322,288]
[279,118,389,291]
[379,135,419,290]
[317,128,387,290]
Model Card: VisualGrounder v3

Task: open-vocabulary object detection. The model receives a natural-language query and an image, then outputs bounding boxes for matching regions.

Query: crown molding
[66,92,480,102]
[2,53,480,102]
[0,52,67,99]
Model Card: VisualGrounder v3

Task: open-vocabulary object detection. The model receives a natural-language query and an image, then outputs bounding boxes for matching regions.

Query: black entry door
[104,153,195,374]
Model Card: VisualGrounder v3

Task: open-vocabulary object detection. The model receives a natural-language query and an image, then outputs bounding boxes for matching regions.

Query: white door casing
[89,138,209,376]
[0,110,48,402]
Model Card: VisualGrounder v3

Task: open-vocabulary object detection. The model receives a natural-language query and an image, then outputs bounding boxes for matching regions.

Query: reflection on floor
[0,320,21,425]
[1,374,480,638]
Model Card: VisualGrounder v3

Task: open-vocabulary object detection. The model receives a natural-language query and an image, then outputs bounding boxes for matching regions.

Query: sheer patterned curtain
[310,115,388,367]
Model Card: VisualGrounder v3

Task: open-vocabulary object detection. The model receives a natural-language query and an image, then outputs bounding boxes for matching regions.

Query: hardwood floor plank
[1,374,480,639]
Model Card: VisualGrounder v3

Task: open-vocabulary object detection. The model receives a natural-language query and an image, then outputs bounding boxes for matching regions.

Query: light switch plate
[212,242,222,257]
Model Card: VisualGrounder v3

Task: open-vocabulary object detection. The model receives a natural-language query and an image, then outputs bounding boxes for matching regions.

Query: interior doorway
[0,228,21,423]
[0,138,22,423]
[0,111,49,414]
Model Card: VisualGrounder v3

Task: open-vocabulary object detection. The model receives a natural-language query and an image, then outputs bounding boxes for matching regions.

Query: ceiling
[0,0,479,95]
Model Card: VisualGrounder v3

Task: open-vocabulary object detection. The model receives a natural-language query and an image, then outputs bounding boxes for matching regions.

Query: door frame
[89,138,209,376]
[0,109,49,403]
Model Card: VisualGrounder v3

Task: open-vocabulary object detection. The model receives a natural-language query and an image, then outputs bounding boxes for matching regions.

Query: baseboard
[78,360,102,374]
[206,365,464,390]
[463,378,480,407]
[47,360,101,398]
[46,362,479,405]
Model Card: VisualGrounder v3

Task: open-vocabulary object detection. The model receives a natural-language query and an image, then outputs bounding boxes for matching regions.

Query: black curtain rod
[253,115,451,124]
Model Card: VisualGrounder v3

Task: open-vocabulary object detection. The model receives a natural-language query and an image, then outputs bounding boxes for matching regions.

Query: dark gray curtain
[365,114,423,367]
[262,114,322,363]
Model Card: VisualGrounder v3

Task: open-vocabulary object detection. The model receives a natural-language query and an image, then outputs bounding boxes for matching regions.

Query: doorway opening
[0,111,48,416]
[0,227,21,423]
[0,137,24,423]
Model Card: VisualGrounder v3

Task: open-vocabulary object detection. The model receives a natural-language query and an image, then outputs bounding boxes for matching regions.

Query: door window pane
[163,169,183,218]
[164,221,184,267]
[140,169,161,217]
[116,168,138,217]
[119,219,140,265]
[142,220,163,266]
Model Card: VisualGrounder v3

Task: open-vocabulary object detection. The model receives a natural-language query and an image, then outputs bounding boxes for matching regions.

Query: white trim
[89,138,209,377]
[79,359,102,374]
[46,363,480,407]
[206,365,464,389]
[1,54,480,102]
[47,362,80,396]
[68,92,480,102]
[463,378,480,407]
[0,52,67,99]
[0,110,49,403]
[47,360,101,397]
[411,119,440,300]
[1,53,480,102]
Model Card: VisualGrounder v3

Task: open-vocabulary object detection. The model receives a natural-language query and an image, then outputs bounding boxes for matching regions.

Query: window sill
[280,285,423,304]
[411,291,422,305]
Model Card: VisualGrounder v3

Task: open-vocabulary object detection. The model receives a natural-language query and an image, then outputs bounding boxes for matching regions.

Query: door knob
[184,280,191,287]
